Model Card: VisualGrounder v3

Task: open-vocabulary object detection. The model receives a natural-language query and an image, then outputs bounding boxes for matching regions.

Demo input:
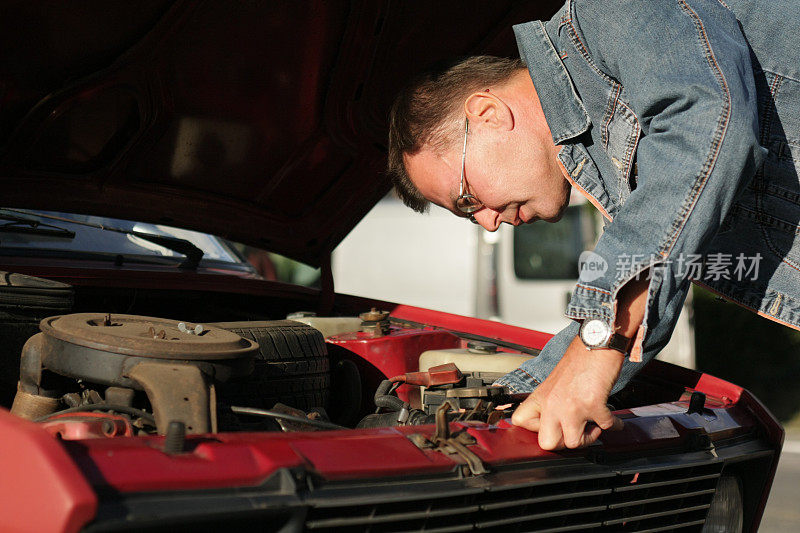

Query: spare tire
[211,320,329,411]
[0,272,73,406]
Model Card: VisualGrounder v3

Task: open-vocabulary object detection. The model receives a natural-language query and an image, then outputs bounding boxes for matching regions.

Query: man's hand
[511,335,625,449]
[511,271,649,449]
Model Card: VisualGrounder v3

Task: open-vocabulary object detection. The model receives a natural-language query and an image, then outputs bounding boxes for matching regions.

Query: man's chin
[539,206,567,223]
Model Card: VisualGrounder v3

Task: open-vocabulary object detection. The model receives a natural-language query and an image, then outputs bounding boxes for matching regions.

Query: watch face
[581,319,610,347]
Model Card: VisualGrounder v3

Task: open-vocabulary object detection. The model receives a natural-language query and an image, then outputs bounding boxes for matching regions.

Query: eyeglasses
[456,117,483,223]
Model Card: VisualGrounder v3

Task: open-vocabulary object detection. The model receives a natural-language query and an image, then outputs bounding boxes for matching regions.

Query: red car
[0,2,782,532]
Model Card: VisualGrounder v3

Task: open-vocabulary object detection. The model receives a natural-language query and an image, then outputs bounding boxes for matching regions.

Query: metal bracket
[407,403,488,476]
[126,361,215,435]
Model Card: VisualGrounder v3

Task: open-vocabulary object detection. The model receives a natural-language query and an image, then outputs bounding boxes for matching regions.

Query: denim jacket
[497,0,800,394]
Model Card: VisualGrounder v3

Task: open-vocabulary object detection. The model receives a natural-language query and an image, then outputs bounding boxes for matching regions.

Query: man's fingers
[563,428,585,449]
[580,424,604,448]
[608,415,625,431]
[595,409,625,432]
[537,414,565,450]
[510,391,623,450]
[511,394,542,432]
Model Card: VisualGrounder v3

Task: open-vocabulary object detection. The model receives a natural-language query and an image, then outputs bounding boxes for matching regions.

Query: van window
[513,205,590,280]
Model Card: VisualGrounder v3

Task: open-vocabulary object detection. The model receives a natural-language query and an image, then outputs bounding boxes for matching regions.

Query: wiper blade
[128,231,203,270]
[0,209,203,270]
[0,213,76,239]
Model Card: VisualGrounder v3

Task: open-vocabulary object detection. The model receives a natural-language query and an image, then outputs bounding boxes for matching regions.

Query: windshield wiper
[126,231,203,270]
[0,209,203,270]
[0,213,76,239]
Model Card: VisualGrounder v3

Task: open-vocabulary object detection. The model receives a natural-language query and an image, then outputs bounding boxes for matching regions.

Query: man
[388,0,800,450]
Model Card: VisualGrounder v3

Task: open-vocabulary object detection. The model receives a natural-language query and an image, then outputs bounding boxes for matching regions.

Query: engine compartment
[8,310,537,438]
[0,271,691,441]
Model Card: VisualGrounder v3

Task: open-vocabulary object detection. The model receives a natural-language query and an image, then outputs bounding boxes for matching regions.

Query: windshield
[0,209,249,268]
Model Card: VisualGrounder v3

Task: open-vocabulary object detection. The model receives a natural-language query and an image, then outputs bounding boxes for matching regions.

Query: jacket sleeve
[564,0,764,363]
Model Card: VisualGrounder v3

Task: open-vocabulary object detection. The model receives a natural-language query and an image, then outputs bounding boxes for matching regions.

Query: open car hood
[0,1,561,266]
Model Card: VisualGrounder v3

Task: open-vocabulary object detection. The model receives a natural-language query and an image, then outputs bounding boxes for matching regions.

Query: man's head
[388,56,571,231]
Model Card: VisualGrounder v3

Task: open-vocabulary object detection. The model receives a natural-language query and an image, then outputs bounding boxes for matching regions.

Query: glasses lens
[457,194,483,214]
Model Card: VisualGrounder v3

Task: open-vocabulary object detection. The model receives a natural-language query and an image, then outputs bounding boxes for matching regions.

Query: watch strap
[606,332,633,355]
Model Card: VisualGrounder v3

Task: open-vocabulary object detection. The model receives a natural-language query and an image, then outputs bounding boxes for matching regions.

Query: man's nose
[472,209,501,232]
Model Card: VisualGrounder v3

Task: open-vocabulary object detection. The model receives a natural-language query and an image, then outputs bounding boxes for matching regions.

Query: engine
[8,310,532,439]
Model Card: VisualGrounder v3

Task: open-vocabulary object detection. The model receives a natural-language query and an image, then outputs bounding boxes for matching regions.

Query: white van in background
[333,195,695,369]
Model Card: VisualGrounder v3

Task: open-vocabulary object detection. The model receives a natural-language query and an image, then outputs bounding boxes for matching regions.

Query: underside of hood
[0,0,560,266]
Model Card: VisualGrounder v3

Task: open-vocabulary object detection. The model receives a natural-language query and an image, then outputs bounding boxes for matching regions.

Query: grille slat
[609,488,717,509]
[614,472,721,492]
[603,503,712,526]
[305,503,481,528]
[485,523,605,533]
[480,488,612,511]
[304,460,724,532]
[477,504,608,527]
[633,519,709,533]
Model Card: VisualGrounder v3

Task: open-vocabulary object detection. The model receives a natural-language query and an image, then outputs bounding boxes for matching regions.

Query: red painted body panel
[0,409,97,533]
[694,372,744,404]
[53,398,763,495]
[327,328,461,402]
[390,304,554,351]
[42,412,135,440]
[63,435,306,493]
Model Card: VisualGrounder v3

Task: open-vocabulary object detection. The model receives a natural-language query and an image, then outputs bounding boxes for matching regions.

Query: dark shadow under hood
[0,0,561,266]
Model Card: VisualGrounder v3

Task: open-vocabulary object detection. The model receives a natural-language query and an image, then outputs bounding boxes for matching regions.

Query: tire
[0,272,73,406]
[211,321,330,411]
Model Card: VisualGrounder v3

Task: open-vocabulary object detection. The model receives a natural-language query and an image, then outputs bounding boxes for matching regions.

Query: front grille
[305,462,722,532]
[606,463,720,532]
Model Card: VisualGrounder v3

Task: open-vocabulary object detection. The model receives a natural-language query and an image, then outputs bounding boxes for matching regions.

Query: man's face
[404,119,571,232]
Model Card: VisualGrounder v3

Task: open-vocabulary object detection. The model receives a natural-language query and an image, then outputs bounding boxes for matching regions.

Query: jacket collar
[513,18,591,145]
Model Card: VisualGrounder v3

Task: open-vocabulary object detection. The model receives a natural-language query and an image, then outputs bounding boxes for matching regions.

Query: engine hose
[373,379,406,412]
[373,379,395,400]
[357,408,458,429]
[375,394,406,412]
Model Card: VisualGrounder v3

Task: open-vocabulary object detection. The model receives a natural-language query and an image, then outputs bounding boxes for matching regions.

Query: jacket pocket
[756,74,800,267]
[601,92,640,203]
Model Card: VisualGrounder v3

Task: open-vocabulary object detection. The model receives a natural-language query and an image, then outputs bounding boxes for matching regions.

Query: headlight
[702,475,743,533]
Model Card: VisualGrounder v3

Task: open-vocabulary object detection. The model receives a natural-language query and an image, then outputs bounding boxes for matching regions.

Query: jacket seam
[517,368,542,386]
[752,182,800,204]
[601,83,622,149]
[758,74,784,148]
[754,209,800,272]
[575,284,612,296]
[557,146,613,221]
[693,279,800,330]
[617,100,641,197]
[564,2,616,85]
[661,0,732,256]
[732,203,800,235]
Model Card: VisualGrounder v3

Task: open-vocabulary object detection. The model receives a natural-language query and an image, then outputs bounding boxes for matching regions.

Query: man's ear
[464,92,514,131]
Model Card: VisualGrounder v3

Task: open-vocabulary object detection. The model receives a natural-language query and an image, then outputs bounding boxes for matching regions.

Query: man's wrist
[578,318,633,355]
[566,336,626,375]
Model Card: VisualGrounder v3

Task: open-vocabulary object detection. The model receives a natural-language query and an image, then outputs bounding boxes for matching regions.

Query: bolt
[164,421,186,454]
[101,419,117,437]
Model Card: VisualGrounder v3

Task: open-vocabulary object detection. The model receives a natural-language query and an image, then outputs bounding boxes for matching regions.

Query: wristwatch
[579,318,633,355]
